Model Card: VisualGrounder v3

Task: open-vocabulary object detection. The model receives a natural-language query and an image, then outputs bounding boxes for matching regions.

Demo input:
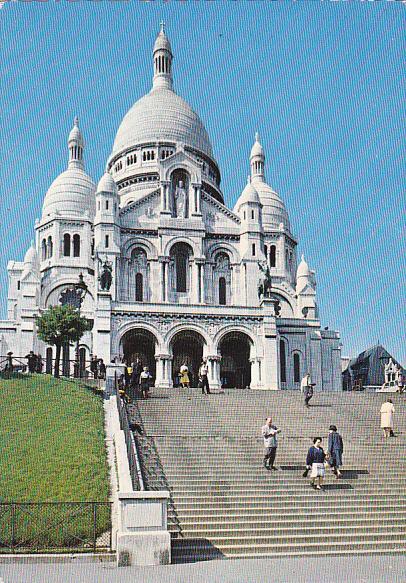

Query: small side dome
[97,172,118,194]
[234,179,261,213]
[22,241,39,275]
[42,168,96,218]
[297,254,311,279]
[23,241,38,267]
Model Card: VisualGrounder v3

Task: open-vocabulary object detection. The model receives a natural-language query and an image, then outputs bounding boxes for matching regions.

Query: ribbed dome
[42,168,96,218]
[97,172,117,194]
[111,88,214,159]
[234,180,261,213]
[253,181,291,231]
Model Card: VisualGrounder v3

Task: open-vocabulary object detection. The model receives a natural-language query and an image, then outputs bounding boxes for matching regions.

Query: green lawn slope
[0,375,110,502]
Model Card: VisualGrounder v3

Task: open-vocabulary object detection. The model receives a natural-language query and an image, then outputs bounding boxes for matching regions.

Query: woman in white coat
[380,399,395,438]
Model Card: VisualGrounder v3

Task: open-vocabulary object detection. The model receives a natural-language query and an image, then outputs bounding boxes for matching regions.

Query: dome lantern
[152,21,173,91]
[68,117,84,170]
[250,132,265,183]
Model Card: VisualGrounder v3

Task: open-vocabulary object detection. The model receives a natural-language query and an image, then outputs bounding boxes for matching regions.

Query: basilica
[0,25,341,391]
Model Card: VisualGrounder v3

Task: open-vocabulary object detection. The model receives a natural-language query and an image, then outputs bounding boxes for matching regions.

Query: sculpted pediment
[201,193,240,232]
[119,189,160,228]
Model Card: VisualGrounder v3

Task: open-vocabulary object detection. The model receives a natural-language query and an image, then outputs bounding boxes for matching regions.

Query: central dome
[111,88,214,159]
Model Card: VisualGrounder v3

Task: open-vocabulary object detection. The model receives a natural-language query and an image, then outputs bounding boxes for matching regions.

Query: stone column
[160,180,171,214]
[207,355,221,391]
[191,183,201,216]
[155,354,172,388]
[159,257,169,303]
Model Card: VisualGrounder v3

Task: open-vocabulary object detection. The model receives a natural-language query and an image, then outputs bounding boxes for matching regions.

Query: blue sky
[0,1,404,363]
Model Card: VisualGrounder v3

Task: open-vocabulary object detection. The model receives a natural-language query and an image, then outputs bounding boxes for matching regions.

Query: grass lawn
[0,374,110,503]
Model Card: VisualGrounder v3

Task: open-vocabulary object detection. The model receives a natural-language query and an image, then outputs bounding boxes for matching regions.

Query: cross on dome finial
[160,20,166,34]
[73,116,79,126]
[255,131,259,142]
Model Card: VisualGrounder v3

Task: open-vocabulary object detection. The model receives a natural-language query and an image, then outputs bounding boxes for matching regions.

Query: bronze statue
[99,259,113,291]
[258,262,272,299]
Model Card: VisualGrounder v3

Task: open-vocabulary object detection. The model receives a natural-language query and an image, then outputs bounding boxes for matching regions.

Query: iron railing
[0,354,102,381]
[115,377,145,491]
[0,502,112,554]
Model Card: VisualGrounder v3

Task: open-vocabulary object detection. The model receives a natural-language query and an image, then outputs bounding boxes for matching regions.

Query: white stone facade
[0,25,341,390]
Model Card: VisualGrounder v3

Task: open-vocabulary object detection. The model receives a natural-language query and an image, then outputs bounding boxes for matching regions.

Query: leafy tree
[35,305,91,378]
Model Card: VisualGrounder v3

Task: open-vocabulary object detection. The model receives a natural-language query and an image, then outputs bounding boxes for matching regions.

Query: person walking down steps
[301,372,315,408]
[198,359,211,395]
[328,424,344,478]
[306,437,327,490]
[261,417,281,471]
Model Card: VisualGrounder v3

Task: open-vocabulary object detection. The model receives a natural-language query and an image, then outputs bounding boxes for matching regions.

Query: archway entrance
[171,330,205,387]
[121,329,156,379]
[218,331,252,389]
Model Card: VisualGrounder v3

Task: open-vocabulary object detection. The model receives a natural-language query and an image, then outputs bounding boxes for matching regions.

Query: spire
[68,117,84,170]
[152,23,173,90]
[250,132,265,183]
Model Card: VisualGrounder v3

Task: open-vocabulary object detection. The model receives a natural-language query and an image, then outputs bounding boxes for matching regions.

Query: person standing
[328,425,344,478]
[130,358,142,392]
[306,437,327,490]
[98,358,106,380]
[25,351,37,374]
[261,417,281,471]
[380,399,395,438]
[139,366,153,399]
[36,354,43,373]
[90,355,98,380]
[301,372,315,407]
[179,363,190,388]
[198,359,211,394]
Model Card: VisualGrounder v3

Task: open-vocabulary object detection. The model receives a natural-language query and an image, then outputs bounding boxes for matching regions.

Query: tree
[35,305,91,378]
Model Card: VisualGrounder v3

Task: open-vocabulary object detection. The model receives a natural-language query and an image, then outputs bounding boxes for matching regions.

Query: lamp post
[73,273,88,378]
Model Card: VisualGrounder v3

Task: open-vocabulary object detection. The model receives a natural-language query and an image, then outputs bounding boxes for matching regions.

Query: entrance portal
[121,329,156,379]
[218,332,252,389]
[171,330,205,387]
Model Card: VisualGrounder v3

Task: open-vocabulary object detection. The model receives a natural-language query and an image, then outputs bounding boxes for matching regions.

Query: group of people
[262,418,344,491]
[25,351,43,374]
[262,396,398,491]
[90,356,106,380]
[178,359,211,394]
[119,358,153,401]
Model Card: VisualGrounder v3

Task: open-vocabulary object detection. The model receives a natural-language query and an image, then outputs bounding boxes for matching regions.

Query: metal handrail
[115,376,145,491]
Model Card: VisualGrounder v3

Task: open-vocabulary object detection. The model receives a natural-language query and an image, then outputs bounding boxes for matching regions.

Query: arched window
[293,353,301,383]
[63,234,71,257]
[264,244,268,261]
[73,234,80,257]
[214,253,231,306]
[135,273,143,302]
[219,277,226,305]
[270,245,276,268]
[47,236,53,258]
[170,242,193,294]
[42,239,47,261]
[280,339,287,383]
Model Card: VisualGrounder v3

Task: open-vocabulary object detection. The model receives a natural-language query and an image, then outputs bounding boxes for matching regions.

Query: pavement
[0,554,405,583]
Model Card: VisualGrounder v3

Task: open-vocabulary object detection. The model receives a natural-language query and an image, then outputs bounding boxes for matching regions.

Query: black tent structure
[342,344,404,391]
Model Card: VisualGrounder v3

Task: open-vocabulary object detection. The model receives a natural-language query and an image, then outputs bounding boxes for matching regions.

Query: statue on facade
[99,259,113,291]
[258,262,272,299]
[174,180,187,218]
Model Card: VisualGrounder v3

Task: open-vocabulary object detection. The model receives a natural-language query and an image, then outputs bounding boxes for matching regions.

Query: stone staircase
[128,389,406,563]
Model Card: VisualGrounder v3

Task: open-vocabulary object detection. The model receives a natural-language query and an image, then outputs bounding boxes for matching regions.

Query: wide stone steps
[129,391,406,562]
[169,514,406,529]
